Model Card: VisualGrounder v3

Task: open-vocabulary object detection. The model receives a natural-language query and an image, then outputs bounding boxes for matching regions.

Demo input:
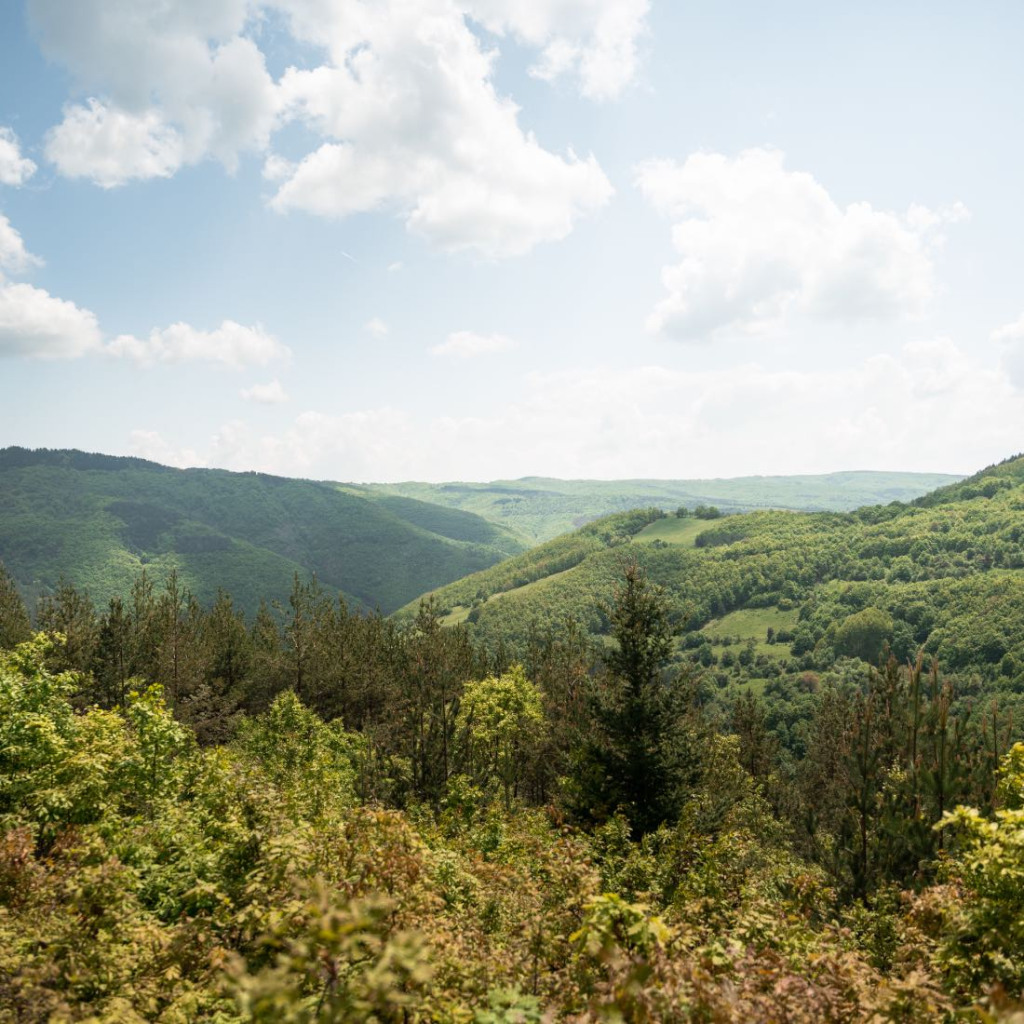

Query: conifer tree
[571,561,703,836]
[36,577,98,673]
[0,561,30,649]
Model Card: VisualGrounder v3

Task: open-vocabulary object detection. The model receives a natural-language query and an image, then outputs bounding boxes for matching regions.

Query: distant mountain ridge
[366,470,964,543]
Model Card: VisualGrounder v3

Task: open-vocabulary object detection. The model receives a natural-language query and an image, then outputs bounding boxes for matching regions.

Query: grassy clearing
[634,516,706,546]
[441,606,472,627]
[703,606,800,660]
[704,606,800,640]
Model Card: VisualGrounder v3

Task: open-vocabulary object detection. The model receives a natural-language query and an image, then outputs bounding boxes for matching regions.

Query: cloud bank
[129,339,1017,481]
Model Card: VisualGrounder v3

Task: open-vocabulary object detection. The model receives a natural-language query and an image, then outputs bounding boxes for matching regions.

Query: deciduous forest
[4,454,1024,1020]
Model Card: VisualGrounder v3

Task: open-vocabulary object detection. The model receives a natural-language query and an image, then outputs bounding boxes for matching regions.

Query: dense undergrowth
[2,564,1024,1020]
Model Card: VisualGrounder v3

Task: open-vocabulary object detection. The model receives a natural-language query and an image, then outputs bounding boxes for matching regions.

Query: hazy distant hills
[367,471,963,543]
[0,448,526,614]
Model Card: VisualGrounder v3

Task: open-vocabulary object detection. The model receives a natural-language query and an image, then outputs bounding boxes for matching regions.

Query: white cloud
[30,0,614,255]
[106,319,289,367]
[0,282,103,358]
[636,148,965,340]
[992,314,1024,345]
[0,288,286,366]
[0,215,283,367]
[128,429,206,469]
[167,340,1015,481]
[0,128,37,186]
[0,214,43,275]
[45,100,185,187]
[431,329,515,357]
[365,317,389,337]
[271,1,613,256]
[241,378,290,403]
[30,0,279,183]
[466,0,649,100]
[993,314,1024,388]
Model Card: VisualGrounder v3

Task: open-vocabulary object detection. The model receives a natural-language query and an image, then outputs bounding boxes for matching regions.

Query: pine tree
[0,561,31,649]
[36,577,98,673]
[94,596,132,706]
[571,561,703,836]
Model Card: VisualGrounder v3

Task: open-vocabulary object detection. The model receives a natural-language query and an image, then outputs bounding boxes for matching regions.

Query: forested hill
[408,453,1024,690]
[911,449,1024,506]
[367,470,962,543]
[0,447,525,614]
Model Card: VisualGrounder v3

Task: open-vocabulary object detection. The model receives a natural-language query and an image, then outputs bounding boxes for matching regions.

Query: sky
[1,0,1023,482]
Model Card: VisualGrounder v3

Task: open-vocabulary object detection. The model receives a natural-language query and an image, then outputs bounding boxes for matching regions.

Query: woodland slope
[0,448,525,615]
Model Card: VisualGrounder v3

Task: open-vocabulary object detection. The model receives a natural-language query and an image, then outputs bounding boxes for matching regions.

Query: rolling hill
[403,453,1024,691]
[0,447,526,615]
[366,470,963,543]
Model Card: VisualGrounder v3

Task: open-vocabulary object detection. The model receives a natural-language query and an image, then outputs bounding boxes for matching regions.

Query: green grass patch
[634,517,706,547]
[704,607,800,640]
[702,607,800,661]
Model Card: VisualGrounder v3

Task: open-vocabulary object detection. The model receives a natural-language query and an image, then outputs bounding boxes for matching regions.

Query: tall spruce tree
[571,560,704,836]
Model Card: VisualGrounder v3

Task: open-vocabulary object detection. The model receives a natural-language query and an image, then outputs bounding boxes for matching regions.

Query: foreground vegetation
[3,544,1024,1020]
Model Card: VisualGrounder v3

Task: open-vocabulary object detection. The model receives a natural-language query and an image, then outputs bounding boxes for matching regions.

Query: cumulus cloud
[466,0,649,100]
[365,317,389,337]
[431,330,515,357]
[0,282,103,358]
[30,0,616,255]
[30,0,279,182]
[45,100,185,187]
[0,214,43,276]
[0,216,101,359]
[636,148,966,340]
[161,340,1015,481]
[0,128,37,186]
[0,213,283,367]
[241,378,290,403]
[0,290,286,366]
[271,1,613,256]
[106,320,289,367]
[992,315,1024,345]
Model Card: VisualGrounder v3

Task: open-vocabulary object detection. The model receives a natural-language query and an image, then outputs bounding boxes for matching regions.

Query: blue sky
[1,0,1023,481]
